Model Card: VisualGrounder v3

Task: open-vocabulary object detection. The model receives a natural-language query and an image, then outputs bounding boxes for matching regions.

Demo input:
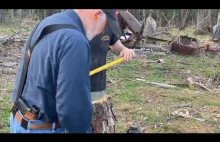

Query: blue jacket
[12,10,93,133]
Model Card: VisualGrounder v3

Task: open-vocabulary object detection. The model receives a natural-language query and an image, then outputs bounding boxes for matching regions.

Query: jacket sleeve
[55,33,93,133]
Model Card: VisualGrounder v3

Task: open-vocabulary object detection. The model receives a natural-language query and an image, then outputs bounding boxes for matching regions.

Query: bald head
[74,9,107,40]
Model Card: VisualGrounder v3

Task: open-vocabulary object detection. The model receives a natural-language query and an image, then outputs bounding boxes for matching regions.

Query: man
[89,9,136,101]
[10,9,118,133]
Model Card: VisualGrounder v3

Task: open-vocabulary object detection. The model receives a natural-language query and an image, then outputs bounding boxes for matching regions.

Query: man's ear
[92,9,102,20]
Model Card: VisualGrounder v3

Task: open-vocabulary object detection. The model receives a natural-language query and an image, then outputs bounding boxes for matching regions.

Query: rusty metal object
[171,36,199,55]
[118,11,141,36]
[130,23,145,49]
[205,44,220,51]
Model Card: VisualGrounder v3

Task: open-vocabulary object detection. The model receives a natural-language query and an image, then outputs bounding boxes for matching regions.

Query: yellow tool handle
[90,57,124,76]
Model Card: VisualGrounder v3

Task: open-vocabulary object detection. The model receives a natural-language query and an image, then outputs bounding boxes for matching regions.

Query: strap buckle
[21,117,29,130]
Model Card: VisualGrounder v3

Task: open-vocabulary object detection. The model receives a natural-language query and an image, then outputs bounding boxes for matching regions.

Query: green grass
[107,54,220,133]
[214,128,220,133]
[0,94,11,133]
[0,24,28,35]
[157,125,182,133]
[207,102,220,107]
[0,74,13,133]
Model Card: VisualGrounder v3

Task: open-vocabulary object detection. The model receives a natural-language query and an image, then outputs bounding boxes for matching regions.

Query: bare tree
[10,9,14,21]
[208,9,215,28]
[0,9,5,24]
[217,10,220,26]
[180,9,189,30]
[17,9,22,21]
[196,9,205,34]
[156,10,163,27]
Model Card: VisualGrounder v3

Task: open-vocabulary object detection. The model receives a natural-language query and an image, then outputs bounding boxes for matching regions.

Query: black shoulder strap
[14,23,77,108]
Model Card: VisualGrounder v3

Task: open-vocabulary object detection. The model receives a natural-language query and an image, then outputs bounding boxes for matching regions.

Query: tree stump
[91,95,117,133]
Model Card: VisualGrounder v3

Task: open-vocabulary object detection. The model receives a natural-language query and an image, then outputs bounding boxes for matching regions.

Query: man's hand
[120,48,136,62]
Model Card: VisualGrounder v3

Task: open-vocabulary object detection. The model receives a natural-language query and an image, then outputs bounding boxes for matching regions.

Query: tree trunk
[171,10,176,26]
[208,9,215,28]
[157,10,163,28]
[196,9,205,34]
[44,9,47,19]
[46,9,57,17]
[29,9,31,15]
[91,96,117,133]
[156,10,159,27]
[135,9,140,21]
[180,9,189,30]
[11,9,14,21]
[142,9,147,24]
[217,10,220,26]
[0,9,5,23]
[17,9,22,21]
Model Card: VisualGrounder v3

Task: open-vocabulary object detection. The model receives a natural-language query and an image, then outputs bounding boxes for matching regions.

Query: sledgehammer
[89,57,124,76]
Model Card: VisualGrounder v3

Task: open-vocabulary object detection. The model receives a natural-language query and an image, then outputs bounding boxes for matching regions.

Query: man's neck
[73,9,88,31]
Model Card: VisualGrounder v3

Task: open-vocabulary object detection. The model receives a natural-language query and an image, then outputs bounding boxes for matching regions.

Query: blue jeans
[10,111,65,133]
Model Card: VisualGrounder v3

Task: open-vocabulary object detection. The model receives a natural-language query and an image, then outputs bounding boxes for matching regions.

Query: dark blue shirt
[89,25,119,92]
[12,10,93,133]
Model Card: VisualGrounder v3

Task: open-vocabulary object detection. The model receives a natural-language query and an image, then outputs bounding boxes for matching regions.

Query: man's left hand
[120,48,136,62]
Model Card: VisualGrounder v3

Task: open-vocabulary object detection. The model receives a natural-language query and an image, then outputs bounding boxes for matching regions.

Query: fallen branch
[173,103,192,108]
[136,78,178,89]
[165,115,181,121]
[148,82,177,89]
[194,82,213,92]
[186,77,213,93]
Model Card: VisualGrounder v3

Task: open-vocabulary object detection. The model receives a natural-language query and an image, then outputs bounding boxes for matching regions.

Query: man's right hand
[120,48,136,62]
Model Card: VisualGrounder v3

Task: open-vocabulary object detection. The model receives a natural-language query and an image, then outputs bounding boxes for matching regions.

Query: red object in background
[203,43,220,51]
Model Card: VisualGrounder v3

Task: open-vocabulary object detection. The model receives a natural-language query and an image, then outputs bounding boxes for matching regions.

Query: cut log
[91,95,117,133]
